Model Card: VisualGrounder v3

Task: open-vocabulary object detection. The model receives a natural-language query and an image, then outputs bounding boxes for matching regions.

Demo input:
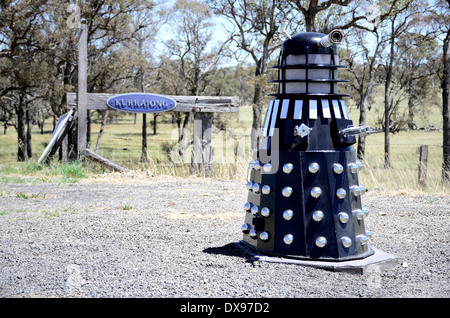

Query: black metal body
[241,32,374,261]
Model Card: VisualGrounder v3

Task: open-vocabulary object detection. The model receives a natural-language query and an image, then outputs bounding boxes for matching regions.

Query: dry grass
[0,104,449,195]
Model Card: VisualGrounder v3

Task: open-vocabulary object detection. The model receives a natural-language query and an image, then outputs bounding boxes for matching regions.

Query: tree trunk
[153,114,158,135]
[251,83,263,150]
[408,84,415,130]
[17,92,27,161]
[442,25,450,182]
[304,9,317,32]
[141,113,148,163]
[38,110,45,134]
[384,31,396,169]
[357,98,368,159]
[384,86,391,168]
[26,106,32,159]
[251,57,268,150]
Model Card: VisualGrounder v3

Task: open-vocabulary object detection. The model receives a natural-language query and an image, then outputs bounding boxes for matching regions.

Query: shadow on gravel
[203,242,256,264]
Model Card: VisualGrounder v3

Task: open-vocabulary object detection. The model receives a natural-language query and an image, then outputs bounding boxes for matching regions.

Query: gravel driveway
[0,173,448,299]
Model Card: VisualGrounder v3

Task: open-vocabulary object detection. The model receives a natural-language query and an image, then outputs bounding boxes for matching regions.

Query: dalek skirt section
[240,32,374,261]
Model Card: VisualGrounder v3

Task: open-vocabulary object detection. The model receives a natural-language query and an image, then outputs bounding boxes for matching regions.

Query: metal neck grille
[270,45,349,97]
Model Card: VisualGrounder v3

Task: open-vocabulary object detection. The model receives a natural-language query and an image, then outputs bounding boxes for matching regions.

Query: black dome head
[281,31,343,58]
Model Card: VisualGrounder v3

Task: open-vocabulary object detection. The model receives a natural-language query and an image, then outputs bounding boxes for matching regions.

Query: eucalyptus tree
[53,0,161,160]
[396,33,440,131]
[0,0,52,161]
[286,0,380,33]
[342,27,385,160]
[114,2,167,163]
[377,0,434,168]
[166,0,232,97]
[433,0,450,181]
[208,0,298,149]
[165,0,232,160]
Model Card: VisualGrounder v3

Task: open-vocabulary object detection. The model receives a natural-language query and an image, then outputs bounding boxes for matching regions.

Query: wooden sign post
[67,93,239,174]
[77,20,88,156]
[71,23,240,175]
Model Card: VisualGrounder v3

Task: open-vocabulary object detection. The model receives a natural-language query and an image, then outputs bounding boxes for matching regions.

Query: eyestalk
[318,29,344,47]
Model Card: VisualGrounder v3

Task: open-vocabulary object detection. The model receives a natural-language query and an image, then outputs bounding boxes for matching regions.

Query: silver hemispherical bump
[246,181,253,190]
[250,205,259,216]
[341,236,352,248]
[283,163,294,174]
[241,223,251,233]
[252,182,260,194]
[243,202,253,212]
[365,229,373,238]
[259,231,270,241]
[315,236,327,248]
[338,212,350,223]
[249,160,261,170]
[332,163,344,174]
[283,209,294,221]
[350,185,361,196]
[249,229,257,239]
[362,207,369,216]
[261,185,271,195]
[260,207,271,218]
[283,234,294,245]
[312,210,324,222]
[356,160,364,171]
[353,208,364,220]
[359,184,366,194]
[308,162,320,174]
[336,188,346,199]
[310,187,322,198]
[263,163,272,173]
[357,234,368,246]
[348,162,358,174]
[282,186,293,198]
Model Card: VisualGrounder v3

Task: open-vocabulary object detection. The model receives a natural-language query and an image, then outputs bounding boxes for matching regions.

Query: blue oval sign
[106,93,177,113]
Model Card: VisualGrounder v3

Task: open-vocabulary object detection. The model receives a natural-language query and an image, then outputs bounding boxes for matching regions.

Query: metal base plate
[237,242,398,275]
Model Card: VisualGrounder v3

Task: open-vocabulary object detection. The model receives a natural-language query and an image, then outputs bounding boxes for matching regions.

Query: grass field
[0,101,448,194]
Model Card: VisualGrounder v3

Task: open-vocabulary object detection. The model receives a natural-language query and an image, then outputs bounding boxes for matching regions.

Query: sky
[153,0,257,68]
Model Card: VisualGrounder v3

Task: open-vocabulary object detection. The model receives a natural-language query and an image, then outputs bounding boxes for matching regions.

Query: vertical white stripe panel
[280,99,289,119]
[340,100,350,119]
[294,100,303,119]
[321,99,331,118]
[309,100,318,119]
[332,100,341,119]
[269,99,280,136]
[263,100,274,136]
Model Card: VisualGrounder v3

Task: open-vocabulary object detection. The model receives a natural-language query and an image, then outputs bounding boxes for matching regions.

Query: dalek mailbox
[240,31,374,261]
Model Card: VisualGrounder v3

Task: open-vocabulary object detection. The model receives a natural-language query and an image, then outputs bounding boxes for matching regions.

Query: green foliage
[0,160,88,184]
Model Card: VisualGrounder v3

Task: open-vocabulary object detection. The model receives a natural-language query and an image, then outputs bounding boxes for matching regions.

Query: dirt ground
[0,173,449,299]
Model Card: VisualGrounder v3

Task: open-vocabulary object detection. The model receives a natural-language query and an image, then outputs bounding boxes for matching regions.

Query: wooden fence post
[77,21,87,156]
[419,145,428,187]
[190,112,213,177]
